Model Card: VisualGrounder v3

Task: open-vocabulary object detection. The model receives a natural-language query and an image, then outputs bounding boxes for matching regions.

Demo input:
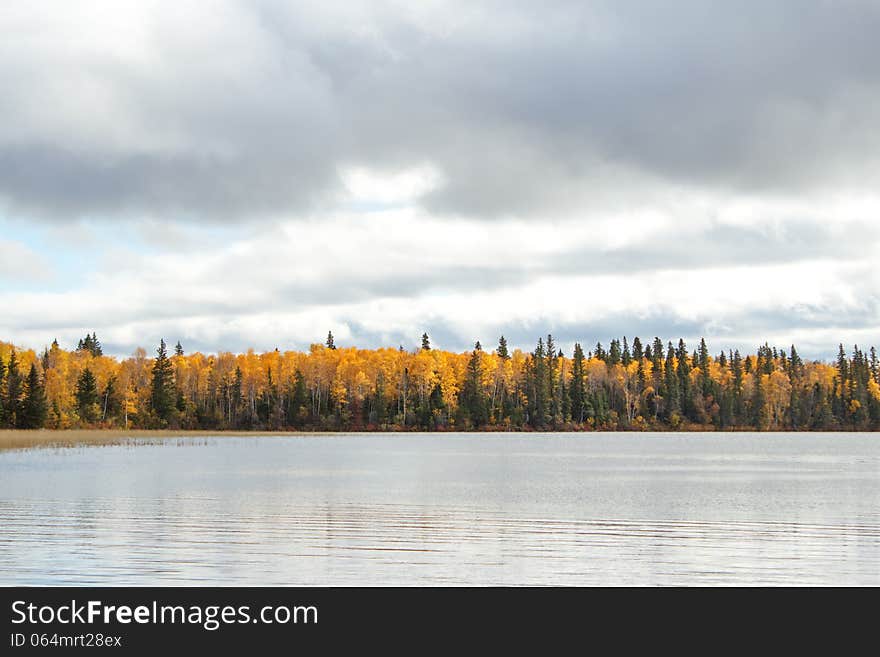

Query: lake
[1,432,878,586]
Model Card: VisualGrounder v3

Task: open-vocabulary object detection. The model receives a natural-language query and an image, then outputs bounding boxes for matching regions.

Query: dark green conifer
[20,364,48,429]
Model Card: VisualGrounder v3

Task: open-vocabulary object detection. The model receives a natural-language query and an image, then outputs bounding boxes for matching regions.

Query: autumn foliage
[1,333,878,432]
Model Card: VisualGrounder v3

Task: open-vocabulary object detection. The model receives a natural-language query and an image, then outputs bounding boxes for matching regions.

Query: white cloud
[2,2,880,358]
[0,239,52,282]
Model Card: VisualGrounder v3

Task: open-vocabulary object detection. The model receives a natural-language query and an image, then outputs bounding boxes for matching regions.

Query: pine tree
[150,339,176,425]
[77,332,103,357]
[608,339,621,365]
[461,343,488,427]
[570,343,587,423]
[530,338,548,427]
[497,336,510,360]
[0,355,5,427]
[664,343,680,421]
[20,364,48,429]
[632,337,643,362]
[174,341,184,357]
[326,332,336,350]
[4,349,23,428]
[421,333,431,351]
[75,367,100,424]
[545,334,559,424]
[732,350,744,424]
[698,337,711,394]
[676,339,693,421]
[651,337,664,373]
[101,376,120,422]
[289,370,308,427]
[231,367,244,427]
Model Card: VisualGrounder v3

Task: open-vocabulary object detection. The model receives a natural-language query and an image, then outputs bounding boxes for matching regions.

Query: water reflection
[1,433,878,585]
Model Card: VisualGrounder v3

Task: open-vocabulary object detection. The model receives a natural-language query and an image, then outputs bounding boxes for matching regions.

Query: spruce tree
[0,355,5,427]
[676,339,693,420]
[732,350,744,424]
[101,376,120,422]
[174,341,184,357]
[326,332,336,350]
[698,338,711,394]
[4,349,22,428]
[608,339,621,365]
[421,333,431,351]
[632,337,643,362]
[77,332,103,357]
[289,370,308,427]
[75,367,100,424]
[497,336,510,360]
[651,337,664,372]
[530,338,548,427]
[20,364,48,429]
[461,343,488,427]
[570,343,586,423]
[231,367,244,427]
[150,339,176,425]
[545,334,558,424]
[664,343,680,420]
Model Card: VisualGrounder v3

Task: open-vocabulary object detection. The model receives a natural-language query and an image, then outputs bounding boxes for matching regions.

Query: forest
[0,331,878,432]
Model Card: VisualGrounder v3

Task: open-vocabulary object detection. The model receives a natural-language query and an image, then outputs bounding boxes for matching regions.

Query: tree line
[1,331,878,431]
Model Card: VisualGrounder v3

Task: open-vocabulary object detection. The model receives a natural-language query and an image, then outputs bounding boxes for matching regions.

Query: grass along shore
[2,426,871,453]
[0,429,337,452]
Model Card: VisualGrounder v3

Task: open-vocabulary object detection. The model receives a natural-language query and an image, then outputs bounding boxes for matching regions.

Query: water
[1,432,878,586]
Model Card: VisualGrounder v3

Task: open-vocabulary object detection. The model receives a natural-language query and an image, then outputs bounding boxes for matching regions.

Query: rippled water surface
[1,433,879,585]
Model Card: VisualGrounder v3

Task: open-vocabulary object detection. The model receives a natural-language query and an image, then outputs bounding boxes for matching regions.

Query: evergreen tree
[75,367,100,423]
[326,332,336,350]
[4,349,23,428]
[150,339,176,425]
[0,355,5,427]
[232,367,244,426]
[651,337,664,373]
[460,343,488,427]
[545,334,559,424]
[732,350,744,424]
[608,339,621,365]
[77,332,103,357]
[289,370,308,427]
[632,337,643,362]
[664,343,680,421]
[20,364,48,429]
[421,333,431,351]
[101,376,121,423]
[530,338,548,427]
[570,343,587,423]
[174,341,184,357]
[698,337,711,394]
[497,335,510,360]
[676,339,694,421]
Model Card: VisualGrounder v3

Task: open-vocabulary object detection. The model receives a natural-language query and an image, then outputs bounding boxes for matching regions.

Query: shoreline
[1,428,875,452]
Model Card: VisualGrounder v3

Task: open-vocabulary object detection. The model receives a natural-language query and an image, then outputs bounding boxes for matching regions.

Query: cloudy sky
[2,1,879,358]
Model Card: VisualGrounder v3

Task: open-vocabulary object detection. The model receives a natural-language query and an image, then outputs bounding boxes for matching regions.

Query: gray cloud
[3,1,880,221]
